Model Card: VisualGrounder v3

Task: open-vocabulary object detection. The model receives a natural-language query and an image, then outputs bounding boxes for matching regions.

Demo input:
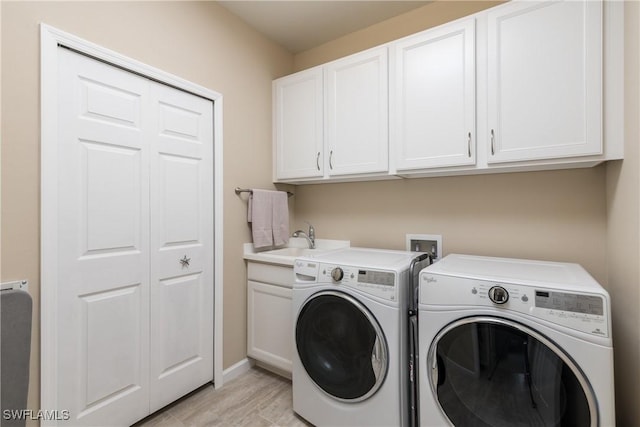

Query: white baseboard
[222,358,255,384]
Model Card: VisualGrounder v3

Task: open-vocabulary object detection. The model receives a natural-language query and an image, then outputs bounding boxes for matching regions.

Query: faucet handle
[304,221,315,238]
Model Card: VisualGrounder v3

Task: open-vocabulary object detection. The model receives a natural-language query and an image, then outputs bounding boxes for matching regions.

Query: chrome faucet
[292,221,316,249]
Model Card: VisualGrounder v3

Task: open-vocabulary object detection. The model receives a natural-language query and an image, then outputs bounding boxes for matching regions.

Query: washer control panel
[488,286,509,304]
[420,273,609,338]
[319,263,397,302]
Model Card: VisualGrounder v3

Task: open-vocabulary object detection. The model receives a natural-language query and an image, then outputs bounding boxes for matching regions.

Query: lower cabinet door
[247,280,293,373]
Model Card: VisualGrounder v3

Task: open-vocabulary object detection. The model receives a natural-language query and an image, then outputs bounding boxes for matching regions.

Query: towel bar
[235,187,294,198]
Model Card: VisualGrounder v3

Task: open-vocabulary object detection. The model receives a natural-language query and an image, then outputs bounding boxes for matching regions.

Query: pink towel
[248,190,289,249]
[248,189,273,248]
[272,191,289,247]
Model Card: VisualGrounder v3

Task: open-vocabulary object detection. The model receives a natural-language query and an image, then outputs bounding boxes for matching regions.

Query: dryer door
[296,290,388,402]
[427,317,597,427]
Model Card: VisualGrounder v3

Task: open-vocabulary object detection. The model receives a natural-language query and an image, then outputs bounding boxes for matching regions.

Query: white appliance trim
[40,23,225,424]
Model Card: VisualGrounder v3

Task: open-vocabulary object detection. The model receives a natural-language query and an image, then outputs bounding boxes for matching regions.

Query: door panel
[82,141,141,253]
[295,291,388,402]
[274,68,324,180]
[158,154,200,245]
[429,318,595,426]
[392,18,476,170]
[149,83,214,412]
[326,47,388,176]
[487,1,602,162]
[80,76,141,127]
[57,48,150,426]
[247,280,293,373]
[157,274,203,376]
[82,285,143,408]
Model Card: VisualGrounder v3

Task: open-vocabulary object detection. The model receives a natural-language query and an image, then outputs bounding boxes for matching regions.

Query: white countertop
[243,238,350,266]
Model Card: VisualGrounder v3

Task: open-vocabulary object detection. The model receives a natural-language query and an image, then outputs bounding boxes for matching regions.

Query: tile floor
[134,367,312,427]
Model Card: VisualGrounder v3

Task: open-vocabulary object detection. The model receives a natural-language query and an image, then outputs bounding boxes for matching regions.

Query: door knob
[180,255,191,268]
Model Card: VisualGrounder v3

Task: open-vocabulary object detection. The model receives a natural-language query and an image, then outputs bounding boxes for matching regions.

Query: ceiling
[217,1,431,54]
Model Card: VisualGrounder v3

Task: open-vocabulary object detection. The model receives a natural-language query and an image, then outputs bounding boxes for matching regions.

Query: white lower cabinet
[247,266,294,374]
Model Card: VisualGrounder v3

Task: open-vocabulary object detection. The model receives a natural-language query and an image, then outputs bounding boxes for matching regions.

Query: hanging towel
[272,191,290,247]
[247,189,290,249]
[248,189,273,248]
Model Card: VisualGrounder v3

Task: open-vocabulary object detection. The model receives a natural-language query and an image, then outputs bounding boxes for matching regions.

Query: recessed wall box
[406,234,442,261]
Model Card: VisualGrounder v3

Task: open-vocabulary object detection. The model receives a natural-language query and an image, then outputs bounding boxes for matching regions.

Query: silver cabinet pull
[468,132,472,157]
[490,129,495,155]
[180,255,191,268]
[316,152,320,171]
[329,150,334,170]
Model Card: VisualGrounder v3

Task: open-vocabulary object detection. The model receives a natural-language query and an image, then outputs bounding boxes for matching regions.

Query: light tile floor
[133,367,312,427]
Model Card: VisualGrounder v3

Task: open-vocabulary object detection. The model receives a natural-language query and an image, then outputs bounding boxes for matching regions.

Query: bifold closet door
[148,80,214,412]
[56,47,213,425]
[57,47,152,426]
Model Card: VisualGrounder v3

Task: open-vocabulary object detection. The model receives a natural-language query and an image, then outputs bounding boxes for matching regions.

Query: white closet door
[148,83,214,411]
[57,48,151,425]
[56,47,214,424]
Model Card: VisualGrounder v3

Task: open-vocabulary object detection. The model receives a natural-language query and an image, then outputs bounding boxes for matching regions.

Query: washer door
[296,291,388,402]
[428,317,597,427]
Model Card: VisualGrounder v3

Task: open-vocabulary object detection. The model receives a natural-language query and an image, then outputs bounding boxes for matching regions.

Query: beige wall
[295,169,607,282]
[292,0,638,424]
[606,1,640,425]
[294,1,504,71]
[1,0,292,417]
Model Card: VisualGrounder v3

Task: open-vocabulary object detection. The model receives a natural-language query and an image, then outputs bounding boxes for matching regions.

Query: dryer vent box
[406,234,442,261]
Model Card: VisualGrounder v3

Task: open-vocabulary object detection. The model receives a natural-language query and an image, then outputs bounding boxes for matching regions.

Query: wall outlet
[406,234,442,261]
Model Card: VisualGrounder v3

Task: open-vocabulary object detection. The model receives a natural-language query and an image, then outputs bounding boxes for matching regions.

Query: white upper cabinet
[487,0,603,163]
[326,46,389,176]
[272,0,622,183]
[391,18,476,171]
[273,66,323,180]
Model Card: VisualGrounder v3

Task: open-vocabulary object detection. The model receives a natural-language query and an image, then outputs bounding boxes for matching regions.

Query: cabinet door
[273,67,324,180]
[247,281,293,373]
[391,18,476,171]
[326,46,389,176]
[487,0,602,163]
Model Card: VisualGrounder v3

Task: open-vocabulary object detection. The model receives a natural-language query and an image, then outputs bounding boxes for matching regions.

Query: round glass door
[428,317,597,427]
[296,291,388,402]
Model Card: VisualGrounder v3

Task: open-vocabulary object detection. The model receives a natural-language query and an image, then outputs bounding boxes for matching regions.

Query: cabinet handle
[467,132,472,157]
[490,129,495,156]
[329,150,334,170]
[316,152,320,171]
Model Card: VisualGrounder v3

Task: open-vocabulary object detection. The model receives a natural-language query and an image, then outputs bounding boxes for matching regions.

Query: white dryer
[418,254,615,427]
[293,248,429,427]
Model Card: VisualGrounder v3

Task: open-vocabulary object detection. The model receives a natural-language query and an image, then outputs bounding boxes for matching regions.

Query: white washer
[293,248,429,427]
[418,254,615,427]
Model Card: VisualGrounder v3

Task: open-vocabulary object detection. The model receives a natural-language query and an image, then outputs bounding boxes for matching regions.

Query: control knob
[331,267,344,282]
[488,286,509,305]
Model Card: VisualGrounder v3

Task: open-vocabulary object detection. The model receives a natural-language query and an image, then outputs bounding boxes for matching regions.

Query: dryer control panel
[297,261,399,302]
[420,273,610,338]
